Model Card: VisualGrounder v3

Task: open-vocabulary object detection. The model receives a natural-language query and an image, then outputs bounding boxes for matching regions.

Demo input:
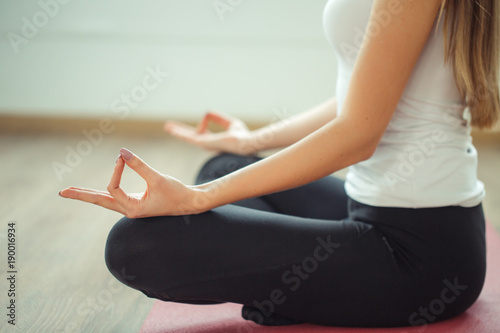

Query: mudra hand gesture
[164,111,258,155]
[59,148,206,218]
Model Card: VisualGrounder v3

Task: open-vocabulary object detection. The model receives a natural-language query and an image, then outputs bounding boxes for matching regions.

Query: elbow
[357,142,378,162]
[355,126,383,162]
[333,116,383,164]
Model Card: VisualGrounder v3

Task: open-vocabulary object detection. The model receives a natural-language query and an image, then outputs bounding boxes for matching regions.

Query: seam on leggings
[371,226,424,277]
[157,260,310,296]
[375,230,402,275]
[159,262,300,299]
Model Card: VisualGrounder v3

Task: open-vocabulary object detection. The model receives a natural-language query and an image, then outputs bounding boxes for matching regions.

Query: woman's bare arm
[246,97,338,152]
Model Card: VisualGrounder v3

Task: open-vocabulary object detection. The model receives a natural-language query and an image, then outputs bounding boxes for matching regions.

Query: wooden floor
[0,130,498,332]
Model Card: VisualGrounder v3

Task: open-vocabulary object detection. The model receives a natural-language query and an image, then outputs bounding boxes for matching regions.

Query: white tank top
[322,0,484,208]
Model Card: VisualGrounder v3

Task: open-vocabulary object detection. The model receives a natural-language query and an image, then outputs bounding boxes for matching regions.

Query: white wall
[0,0,337,123]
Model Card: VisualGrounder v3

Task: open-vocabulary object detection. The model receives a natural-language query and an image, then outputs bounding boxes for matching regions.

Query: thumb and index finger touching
[164,111,236,140]
[59,148,160,216]
[117,148,159,183]
[196,111,233,134]
[106,147,160,209]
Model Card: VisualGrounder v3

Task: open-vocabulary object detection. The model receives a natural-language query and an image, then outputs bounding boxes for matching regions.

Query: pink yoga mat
[140,222,500,333]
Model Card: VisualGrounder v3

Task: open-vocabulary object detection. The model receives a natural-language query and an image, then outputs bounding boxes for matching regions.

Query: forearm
[194,115,375,211]
[245,97,338,152]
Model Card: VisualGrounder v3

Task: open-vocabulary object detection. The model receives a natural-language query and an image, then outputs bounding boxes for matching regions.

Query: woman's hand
[164,111,258,155]
[59,148,207,218]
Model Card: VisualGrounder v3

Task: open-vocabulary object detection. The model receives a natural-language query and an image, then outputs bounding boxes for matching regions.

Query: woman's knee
[104,216,147,290]
[104,214,196,292]
[195,153,261,184]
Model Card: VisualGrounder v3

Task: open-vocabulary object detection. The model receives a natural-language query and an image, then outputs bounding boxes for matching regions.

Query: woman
[60,0,499,327]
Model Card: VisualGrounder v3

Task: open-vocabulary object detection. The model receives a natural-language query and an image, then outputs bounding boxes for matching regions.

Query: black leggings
[104,153,486,327]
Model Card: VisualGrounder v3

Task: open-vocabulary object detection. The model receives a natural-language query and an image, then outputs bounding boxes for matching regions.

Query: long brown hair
[439,0,500,129]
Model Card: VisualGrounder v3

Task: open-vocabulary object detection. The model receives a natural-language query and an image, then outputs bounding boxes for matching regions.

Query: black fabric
[242,304,304,326]
[104,153,486,327]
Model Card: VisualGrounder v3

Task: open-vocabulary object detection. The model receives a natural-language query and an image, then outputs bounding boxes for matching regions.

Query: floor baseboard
[1,114,499,143]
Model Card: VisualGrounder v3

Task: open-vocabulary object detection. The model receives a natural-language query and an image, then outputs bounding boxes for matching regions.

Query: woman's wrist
[238,128,271,155]
[189,181,224,214]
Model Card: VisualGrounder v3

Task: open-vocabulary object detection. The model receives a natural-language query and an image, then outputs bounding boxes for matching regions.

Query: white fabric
[322,0,484,208]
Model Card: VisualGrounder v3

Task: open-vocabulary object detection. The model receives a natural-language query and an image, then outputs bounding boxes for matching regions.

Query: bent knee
[195,153,260,184]
[104,214,190,292]
[104,217,142,289]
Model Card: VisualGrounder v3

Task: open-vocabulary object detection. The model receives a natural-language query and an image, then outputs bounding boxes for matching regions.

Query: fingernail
[120,148,133,161]
[115,154,121,163]
[58,191,63,197]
